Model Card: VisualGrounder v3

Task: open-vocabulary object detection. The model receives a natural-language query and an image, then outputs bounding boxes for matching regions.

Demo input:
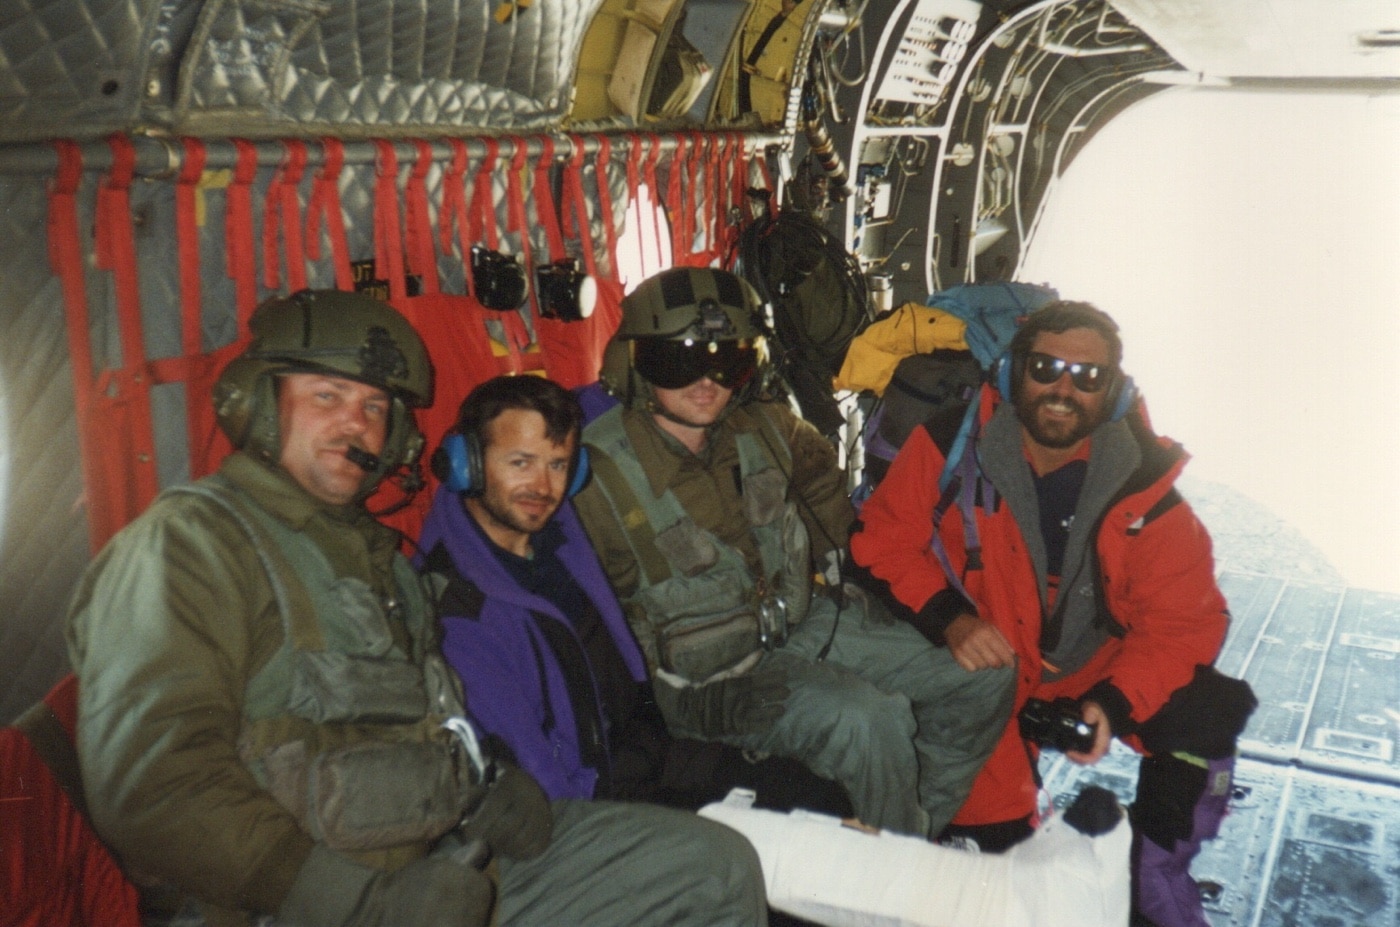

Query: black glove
[655,667,791,738]
[278,843,494,927]
[459,763,554,861]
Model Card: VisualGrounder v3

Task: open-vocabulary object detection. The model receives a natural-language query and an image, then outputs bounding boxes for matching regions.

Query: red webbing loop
[46,140,107,547]
[499,139,536,368]
[594,135,622,281]
[532,137,567,263]
[405,139,441,296]
[563,135,598,277]
[643,134,665,266]
[226,139,260,325]
[372,140,408,304]
[440,139,471,259]
[261,139,308,292]
[176,138,207,357]
[666,134,688,260]
[306,138,354,291]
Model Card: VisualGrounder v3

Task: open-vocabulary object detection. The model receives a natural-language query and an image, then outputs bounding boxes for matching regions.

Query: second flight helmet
[601,267,769,410]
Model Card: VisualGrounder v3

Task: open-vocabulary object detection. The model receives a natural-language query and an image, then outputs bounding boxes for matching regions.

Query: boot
[1131,753,1234,927]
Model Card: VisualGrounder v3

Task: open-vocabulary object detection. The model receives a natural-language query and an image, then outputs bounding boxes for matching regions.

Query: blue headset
[993,348,1138,423]
[433,429,591,499]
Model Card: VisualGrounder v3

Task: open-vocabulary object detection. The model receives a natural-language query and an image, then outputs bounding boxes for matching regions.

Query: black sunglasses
[1026,352,1115,393]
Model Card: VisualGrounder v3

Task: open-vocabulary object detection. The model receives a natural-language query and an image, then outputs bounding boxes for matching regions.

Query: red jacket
[851,389,1228,824]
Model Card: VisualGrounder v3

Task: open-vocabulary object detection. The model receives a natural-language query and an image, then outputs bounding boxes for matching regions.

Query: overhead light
[535,259,596,322]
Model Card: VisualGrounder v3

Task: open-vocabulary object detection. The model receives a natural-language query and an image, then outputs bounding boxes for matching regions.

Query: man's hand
[943,613,1016,672]
[460,764,553,861]
[654,668,791,738]
[1065,700,1112,766]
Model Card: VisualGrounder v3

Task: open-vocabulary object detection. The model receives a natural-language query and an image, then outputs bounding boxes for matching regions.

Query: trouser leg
[777,591,1014,838]
[496,799,768,927]
[729,645,926,835]
[1131,753,1235,927]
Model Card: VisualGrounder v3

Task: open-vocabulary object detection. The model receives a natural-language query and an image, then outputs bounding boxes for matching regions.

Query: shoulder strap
[14,699,88,819]
[584,441,674,587]
[167,479,322,651]
[421,542,487,620]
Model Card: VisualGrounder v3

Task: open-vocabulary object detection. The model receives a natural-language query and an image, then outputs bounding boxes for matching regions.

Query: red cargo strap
[226,139,260,324]
[642,134,665,268]
[405,139,441,296]
[261,139,309,292]
[46,141,106,547]
[93,135,161,521]
[373,140,409,304]
[306,138,354,291]
[440,139,471,258]
[532,137,568,264]
[176,138,207,358]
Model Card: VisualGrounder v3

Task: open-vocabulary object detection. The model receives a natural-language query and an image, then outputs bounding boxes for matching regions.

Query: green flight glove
[459,763,554,861]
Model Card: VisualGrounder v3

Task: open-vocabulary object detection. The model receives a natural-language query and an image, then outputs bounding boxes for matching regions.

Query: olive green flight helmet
[213,289,433,495]
[601,267,768,406]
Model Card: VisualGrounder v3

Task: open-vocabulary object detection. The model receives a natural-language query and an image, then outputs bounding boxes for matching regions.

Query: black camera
[535,258,597,322]
[1018,697,1096,754]
[471,246,527,311]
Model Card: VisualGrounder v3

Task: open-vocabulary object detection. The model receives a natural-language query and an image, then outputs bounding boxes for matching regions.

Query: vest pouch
[656,606,761,682]
[289,651,429,724]
[306,741,466,851]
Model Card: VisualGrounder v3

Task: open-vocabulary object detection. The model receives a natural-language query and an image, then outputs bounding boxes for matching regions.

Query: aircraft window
[616,181,673,294]
[1021,89,1400,594]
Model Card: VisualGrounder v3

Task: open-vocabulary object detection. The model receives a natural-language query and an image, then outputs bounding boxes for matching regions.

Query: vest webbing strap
[584,447,673,587]
[13,699,88,820]
[169,480,321,652]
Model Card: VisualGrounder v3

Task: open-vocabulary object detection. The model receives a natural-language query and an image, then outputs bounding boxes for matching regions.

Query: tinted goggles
[1026,352,1115,393]
[634,338,758,390]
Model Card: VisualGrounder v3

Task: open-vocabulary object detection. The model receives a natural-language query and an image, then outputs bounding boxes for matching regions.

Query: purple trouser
[1133,755,1234,927]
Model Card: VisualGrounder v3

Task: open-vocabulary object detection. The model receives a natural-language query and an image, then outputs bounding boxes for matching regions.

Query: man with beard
[572,267,1014,842]
[850,301,1256,927]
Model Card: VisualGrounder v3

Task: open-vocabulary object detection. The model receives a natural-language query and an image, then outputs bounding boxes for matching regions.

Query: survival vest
[171,479,481,871]
[583,405,812,683]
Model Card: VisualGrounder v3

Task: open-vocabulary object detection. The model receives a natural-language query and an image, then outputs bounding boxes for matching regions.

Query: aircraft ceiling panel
[1113,0,1400,80]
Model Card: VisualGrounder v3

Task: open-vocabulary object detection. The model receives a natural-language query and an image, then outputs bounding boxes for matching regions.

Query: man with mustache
[572,267,1014,841]
[66,291,767,927]
[850,301,1257,927]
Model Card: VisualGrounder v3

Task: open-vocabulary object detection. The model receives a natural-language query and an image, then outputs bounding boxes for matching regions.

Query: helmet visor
[634,338,758,390]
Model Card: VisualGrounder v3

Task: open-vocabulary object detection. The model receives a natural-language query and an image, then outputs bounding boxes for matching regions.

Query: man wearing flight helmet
[66,290,768,927]
[574,267,1015,838]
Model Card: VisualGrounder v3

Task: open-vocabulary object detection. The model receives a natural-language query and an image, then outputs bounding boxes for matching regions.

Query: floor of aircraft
[1040,481,1400,926]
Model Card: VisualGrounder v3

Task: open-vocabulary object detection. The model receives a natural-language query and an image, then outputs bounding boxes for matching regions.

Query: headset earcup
[1108,374,1138,422]
[994,350,1016,399]
[567,445,591,498]
[434,432,480,495]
